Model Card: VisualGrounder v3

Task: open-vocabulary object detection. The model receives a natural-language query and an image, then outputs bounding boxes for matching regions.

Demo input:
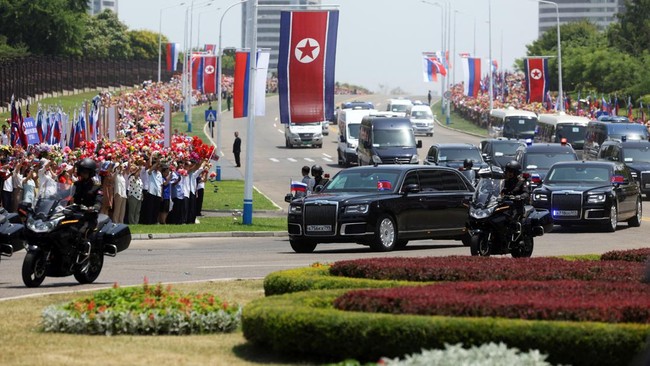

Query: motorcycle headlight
[587,194,606,204]
[345,204,369,214]
[469,206,495,219]
[410,154,419,164]
[289,205,302,214]
[533,193,548,202]
[26,218,57,233]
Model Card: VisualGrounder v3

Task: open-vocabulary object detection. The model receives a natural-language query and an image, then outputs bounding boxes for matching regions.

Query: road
[0,94,648,299]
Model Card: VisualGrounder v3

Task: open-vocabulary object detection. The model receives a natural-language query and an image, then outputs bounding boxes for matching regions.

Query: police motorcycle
[465,165,552,257]
[16,188,131,287]
[0,207,26,262]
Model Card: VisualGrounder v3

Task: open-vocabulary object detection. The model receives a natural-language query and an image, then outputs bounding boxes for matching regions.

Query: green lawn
[202,180,279,211]
[128,216,286,234]
[432,101,489,137]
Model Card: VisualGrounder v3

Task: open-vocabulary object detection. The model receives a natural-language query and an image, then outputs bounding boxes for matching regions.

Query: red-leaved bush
[329,256,644,282]
[333,280,650,323]
[601,248,650,263]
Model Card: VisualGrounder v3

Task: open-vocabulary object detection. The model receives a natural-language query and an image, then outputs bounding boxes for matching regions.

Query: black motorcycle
[0,207,26,261]
[466,167,552,257]
[15,192,131,287]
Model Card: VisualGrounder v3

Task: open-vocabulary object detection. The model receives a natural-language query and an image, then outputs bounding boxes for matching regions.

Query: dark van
[583,121,649,160]
[357,115,422,165]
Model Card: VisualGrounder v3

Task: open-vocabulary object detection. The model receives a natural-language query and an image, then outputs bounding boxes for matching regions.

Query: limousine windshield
[325,169,400,192]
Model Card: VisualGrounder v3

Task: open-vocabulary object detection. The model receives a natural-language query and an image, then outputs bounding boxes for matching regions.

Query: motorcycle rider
[72,158,103,259]
[500,160,529,234]
[459,159,476,185]
[311,165,327,188]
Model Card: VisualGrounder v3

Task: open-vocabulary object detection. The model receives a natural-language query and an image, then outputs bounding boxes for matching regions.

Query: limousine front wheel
[371,215,397,252]
[290,238,317,253]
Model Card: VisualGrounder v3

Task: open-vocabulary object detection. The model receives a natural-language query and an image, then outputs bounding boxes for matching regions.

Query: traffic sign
[205,109,217,122]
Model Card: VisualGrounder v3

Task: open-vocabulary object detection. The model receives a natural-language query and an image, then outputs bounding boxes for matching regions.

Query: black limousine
[287,165,474,253]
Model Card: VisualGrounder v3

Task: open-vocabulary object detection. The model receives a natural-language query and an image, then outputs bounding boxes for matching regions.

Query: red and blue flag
[377,180,392,191]
[524,58,549,103]
[422,53,447,82]
[291,181,308,193]
[166,43,180,72]
[191,55,204,92]
[233,50,270,118]
[278,10,339,124]
[462,57,482,97]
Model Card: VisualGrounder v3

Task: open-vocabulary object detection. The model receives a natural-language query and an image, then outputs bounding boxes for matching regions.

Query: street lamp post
[158,2,185,83]
[537,0,563,111]
[216,1,247,183]
[488,0,493,112]
[421,0,445,114]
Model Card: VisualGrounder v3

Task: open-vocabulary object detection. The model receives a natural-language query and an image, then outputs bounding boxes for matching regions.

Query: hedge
[242,289,650,366]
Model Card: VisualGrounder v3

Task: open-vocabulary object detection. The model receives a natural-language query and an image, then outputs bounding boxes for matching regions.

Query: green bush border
[242,289,650,366]
[263,266,423,296]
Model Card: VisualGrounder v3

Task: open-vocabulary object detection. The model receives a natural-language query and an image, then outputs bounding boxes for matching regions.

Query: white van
[385,98,413,117]
[284,122,323,148]
[406,105,434,136]
[337,108,376,166]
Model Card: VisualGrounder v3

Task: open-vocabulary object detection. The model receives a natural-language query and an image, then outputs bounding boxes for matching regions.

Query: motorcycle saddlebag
[0,222,24,255]
[100,223,131,253]
[528,209,553,234]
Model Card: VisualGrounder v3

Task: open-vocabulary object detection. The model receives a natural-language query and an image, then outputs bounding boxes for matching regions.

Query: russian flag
[462,57,481,97]
[166,43,180,72]
[278,10,339,124]
[524,58,549,103]
[233,50,270,118]
[291,181,308,194]
[191,55,204,92]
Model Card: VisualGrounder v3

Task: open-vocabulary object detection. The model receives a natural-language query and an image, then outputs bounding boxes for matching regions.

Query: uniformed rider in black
[311,165,327,188]
[72,158,103,260]
[501,160,530,232]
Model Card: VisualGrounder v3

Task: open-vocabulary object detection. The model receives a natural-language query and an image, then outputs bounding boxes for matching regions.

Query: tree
[83,10,133,59]
[608,0,650,56]
[129,30,162,60]
[0,36,29,59]
[0,0,87,56]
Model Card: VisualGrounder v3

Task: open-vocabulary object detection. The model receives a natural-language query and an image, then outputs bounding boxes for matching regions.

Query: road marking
[287,158,297,162]
[643,217,650,222]
[304,158,314,162]
[269,158,279,163]
[197,264,306,269]
[323,157,333,162]
[322,153,332,158]
[277,129,284,134]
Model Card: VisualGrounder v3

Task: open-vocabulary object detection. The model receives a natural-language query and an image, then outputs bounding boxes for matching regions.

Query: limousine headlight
[289,205,302,214]
[345,204,369,214]
[532,193,548,202]
[587,194,606,204]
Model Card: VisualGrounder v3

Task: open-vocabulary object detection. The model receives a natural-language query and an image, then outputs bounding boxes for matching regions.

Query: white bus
[536,113,590,154]
[489,108,538,140]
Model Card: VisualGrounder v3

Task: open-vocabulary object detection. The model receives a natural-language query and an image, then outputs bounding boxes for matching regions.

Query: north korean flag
[203,56,218,95]
[278,10,339,124]
[524,58,549,103]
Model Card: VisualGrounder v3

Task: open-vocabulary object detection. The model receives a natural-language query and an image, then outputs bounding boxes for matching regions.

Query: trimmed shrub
[264,266,418,296]
[601,248,650,262]
[242,289,650,366]
[329,256,644,282]
[333,280,650,323]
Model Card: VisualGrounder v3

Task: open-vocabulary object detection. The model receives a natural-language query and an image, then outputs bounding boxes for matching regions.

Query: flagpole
[488,0,493,112]
[243,0,258,225]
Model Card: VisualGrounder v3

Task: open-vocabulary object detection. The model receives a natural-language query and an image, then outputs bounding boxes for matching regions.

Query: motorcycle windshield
[473,178,503,208]
[34,189,73,217]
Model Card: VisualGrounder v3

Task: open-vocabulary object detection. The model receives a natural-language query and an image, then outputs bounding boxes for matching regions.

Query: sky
[118,0,538,95]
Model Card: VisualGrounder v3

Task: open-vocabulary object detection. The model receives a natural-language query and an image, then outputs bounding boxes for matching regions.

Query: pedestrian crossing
[267,155,333,163]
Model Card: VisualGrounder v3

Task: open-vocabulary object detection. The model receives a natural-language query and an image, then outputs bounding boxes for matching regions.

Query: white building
[87,0,118,16]
[242,0,321,74]
[538,0,625,36]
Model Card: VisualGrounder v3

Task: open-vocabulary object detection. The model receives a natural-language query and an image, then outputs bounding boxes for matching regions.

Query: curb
[132,231,288,240]
[432,101,489,139]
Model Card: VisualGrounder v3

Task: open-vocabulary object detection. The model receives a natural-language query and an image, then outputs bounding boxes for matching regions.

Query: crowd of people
[2,77,218,225]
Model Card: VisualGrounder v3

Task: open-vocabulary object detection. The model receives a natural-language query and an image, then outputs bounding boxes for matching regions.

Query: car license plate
[307,225,332,232]
[555,210,578,216]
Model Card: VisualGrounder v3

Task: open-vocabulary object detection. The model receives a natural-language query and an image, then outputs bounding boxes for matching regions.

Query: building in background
[242,0,321,75]
[538,0,625,36]
[88,0,118,16]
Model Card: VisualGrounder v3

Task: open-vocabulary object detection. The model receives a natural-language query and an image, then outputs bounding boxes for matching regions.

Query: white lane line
[287,158,297,162]
[269,158,280,163]
[197,264,306,269]
[322,153,332,158]
[323,157,333,162]
[304,158,315,162]
[277,129,284,134]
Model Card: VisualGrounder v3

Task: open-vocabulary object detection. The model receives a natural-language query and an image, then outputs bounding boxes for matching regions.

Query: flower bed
[333,280,650,324]
[42,282,242,335]
[601,248,650,262]
[329,256,645,283]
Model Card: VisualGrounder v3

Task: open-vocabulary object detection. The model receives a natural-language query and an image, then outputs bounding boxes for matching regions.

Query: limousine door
[418,170,472,237]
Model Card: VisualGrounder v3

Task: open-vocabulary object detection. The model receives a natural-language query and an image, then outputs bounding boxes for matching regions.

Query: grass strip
[128,216,286,234]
